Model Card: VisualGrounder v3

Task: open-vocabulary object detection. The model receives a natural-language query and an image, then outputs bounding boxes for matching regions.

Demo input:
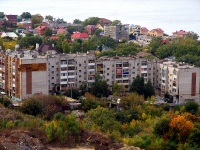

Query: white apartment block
[153,60,200,103]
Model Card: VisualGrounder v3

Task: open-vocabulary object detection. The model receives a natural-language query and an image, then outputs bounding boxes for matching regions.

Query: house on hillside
[4,15,18,26]
[1,32,18,39]
[85,25,97,35]
[96,23,104,31]
[173,30,188,38]
[57,28,67,35]
[37,43,58,54]
[149,28,164,37]
[17,19,32,29]
[71,32,89,41]
[35,26,48,35]
[140,27,149,35]
[99,18,112,26]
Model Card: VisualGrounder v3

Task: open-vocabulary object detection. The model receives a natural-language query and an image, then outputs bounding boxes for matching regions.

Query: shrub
[185,102,199,115]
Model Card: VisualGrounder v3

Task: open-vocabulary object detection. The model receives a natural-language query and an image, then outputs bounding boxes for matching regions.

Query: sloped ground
[0,106,143,150]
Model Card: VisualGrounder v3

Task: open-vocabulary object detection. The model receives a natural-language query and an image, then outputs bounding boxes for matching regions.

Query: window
[52,66,54,68]
[79,64,81,66]
[52,77,54,79]
[52,71,54,74]
[79,70,81,72]
[79,75,81,77]
[107,73,109,75]
[107,68,109,70]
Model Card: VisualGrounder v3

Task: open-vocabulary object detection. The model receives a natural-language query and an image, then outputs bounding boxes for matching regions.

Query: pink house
[57,28,67,35]
[85,25,97,35]
[173,30,188,38]
[140,27,149,35]
[35,26,48,35]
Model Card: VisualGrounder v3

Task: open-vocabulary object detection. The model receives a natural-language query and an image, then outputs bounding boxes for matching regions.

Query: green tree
[45,15,53,21]
[64,88,80,99]
[44,28,53,37]
[82,17,99,26]
[0,12,5,18]
[73,19,82,24]
[82,93,98,111]
[153,117,170,137]
[149,36,163,52]
[31,14,43,28]
[67,26,77,34]
[130,76,145,95]
[89,73,110,98]
[113,82,126,96]
[184,102,199,115]
[111,20,121,26]
[94,28,102,36]
[144,80,155,98]
[186,31,199,40]
[62,41,71,53]
[20,12,31,19]
[18,35,43,49]
[86,106,121,132]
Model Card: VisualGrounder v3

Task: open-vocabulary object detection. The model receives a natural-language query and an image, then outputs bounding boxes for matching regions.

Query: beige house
[149,28,164,37]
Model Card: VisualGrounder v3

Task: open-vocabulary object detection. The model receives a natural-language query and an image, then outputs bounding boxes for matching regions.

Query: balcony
[60,64,67,67]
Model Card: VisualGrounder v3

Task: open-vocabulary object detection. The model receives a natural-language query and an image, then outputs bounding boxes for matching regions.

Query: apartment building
[96,56,153,91]
[0,49,200,103]
[104,24,129,42]
[153,60,200,103]
[0,50,48,100]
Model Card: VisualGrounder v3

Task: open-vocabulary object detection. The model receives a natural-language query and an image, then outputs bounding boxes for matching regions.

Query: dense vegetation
[149,37,200,66]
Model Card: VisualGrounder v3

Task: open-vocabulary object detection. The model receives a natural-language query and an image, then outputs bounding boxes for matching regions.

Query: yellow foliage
[142,113,147,120]
[3,40,17,50]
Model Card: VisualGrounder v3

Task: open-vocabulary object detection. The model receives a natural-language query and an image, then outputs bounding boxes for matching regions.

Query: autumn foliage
[169,115,194,142]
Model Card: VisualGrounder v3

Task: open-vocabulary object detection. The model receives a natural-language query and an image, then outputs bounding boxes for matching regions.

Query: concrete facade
[0,50,200,103]
[104,25,129,41]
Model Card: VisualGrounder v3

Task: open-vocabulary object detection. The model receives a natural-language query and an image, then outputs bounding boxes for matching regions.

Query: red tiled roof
[173,30,188,35]
[99,18,112,24]
[71,32,89,39]
[141,27,149,32]
[50,35,58,40]
[5,15,17,20]
[35,26,48,31]
[151,28,164,33]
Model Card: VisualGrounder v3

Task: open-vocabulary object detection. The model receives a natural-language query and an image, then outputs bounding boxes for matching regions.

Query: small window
[52,66,54,68]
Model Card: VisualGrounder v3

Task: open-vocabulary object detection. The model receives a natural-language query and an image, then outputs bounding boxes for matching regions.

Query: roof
[50,35,59,40]
[1,32,18,38]
[141,27,149,32]
[5,15,17,20]
[85,25,97,29]
[173,30,188,35]
[57,28,67,35]
[99,18,112,24]
[37,44,56,53]
[71,32,89,39]
[151,28,164,33]
[35,26,48,31]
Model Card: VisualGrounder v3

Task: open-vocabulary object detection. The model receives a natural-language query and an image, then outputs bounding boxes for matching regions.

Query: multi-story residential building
[0,50,48,101]
[0,49,199,103]
[96,56,153,91]
[153,60,200,103]
[104,24,129,42]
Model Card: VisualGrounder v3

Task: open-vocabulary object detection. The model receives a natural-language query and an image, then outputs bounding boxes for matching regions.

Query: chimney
[52,43,54,47]
[36,43,39,50]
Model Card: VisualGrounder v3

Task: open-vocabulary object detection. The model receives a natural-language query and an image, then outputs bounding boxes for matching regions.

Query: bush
[153,117,170,137]
[185,102,199,115]
[21,98,42,116]
[0,97,13,107]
